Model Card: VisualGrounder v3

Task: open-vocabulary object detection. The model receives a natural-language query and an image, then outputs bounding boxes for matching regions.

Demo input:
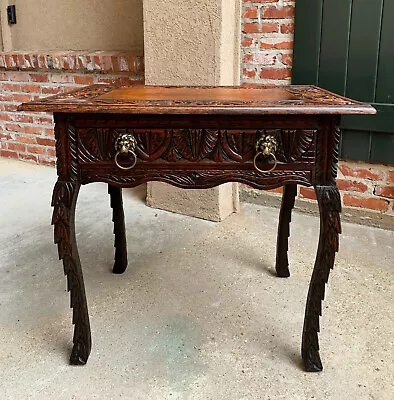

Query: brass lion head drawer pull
[253,135,278,173]
[114,134,137,170]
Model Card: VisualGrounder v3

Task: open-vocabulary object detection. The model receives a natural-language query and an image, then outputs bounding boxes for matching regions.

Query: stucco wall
[0,0,144,52]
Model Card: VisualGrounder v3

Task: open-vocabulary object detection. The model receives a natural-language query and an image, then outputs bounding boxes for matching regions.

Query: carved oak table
[19,84,375,372]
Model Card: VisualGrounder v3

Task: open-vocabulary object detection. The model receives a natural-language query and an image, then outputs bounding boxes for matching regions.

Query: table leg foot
[70,339,91,365]
[108,185,128,274]
[275,184,297,278]
[52,181,92,365]
[301,185,341,372]
[302,346,323,372]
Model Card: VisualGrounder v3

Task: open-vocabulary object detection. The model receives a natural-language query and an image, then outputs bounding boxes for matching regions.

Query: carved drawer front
[77,127,317,168]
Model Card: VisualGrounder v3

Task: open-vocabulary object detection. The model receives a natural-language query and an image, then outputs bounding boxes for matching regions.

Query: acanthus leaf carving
[77,128,316,166]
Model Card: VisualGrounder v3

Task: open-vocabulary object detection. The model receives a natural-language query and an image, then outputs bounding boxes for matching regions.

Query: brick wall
[0,51,144,166]
[240,0,393,218]
[241,0,295,84]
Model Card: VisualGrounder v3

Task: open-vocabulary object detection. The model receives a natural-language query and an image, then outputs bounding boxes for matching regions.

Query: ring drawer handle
[253,135,278,173]
[114,134,137,170]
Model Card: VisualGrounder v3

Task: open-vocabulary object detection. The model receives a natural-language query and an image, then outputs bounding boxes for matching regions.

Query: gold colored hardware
[114,134,137,170]
[253,135,278,173]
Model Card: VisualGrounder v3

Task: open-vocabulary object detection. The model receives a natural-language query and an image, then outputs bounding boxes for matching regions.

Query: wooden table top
[19,83,376,115]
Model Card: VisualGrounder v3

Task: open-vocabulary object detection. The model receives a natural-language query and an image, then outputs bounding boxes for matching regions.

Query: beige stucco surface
[143,0,241,86]
[143,0,242,221]
[0,0,144,52]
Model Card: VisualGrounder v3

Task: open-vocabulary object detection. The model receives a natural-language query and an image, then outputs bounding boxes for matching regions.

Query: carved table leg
[108,184,128,274]
[302,185,341,372]
[275,184,297,277]
[52,181,92,365]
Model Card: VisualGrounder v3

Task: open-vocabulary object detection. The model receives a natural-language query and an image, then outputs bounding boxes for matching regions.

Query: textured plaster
[1,0,144,52]
[143,0,242,221]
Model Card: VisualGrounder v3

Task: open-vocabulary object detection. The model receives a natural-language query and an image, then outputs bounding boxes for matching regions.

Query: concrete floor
[0,158,393,400]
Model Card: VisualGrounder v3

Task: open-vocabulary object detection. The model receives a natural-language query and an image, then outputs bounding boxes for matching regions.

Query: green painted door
[292,0,394,164]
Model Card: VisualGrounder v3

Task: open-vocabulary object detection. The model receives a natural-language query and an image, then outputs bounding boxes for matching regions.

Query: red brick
[38,156,55,166]
[18,135,37,144]
[388,171,394,183]
[35,116,53,125]
[5,123,23,132]
[62,58,71,70]
[47,148,56,157]
[244,0,279,2]
[0,113,12,121]
[375,186,394,199]
[337,179,368,193]
[260,68,292,80]
[0,132,13,141]
[262,6,295,19]
[44,128,55,137]
[42,86,63,95]
[260,40,293,50]
[343,194,389,211]
[7,143,26,152]
[4,54,17,69]
[128,56,137,75]
[20,84,41,93]
[0,82,21,91]
[243,68,257,78]
[243,22,278,34]
[0,149,18,159]
[36,137,56,147]
[135,56,144,75]
[300,187,316,200]
[37,55,47,69]
[19,153,38,162]
[51,74,73,84]
[93,55,102,71]
[243,7,258,19]
[0,73,10,81]
[10,114,34,124]
[24,126,42,135]
[10,93,32,103]
[111,56,120,73]
[241,37,255,48]
[243,53,276,65]
[281,23,294,34]
[340,164,384,181]
[74,75,95,85]
[281,54,293,66]
[101,55,113,72]
[27,145,46,155]
[30,74,49,83]
[4,104,18,112]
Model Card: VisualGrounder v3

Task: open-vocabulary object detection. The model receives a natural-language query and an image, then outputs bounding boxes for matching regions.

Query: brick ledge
[0,51,144,76]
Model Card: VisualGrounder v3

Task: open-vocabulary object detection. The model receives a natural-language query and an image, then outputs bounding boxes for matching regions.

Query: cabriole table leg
[108,184,128,274]
[302,184,341,372]
[275,184,297,277]
[51,180,92,365]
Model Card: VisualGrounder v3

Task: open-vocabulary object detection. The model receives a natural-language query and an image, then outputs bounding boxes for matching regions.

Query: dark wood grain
[275,184,297,277]
[18,84,376,115]
[51,180,91,365]
[108,185,128,274]
[302,185,341,372]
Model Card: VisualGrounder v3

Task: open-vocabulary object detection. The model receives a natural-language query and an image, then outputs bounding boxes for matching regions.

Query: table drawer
[77,127,316,168]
